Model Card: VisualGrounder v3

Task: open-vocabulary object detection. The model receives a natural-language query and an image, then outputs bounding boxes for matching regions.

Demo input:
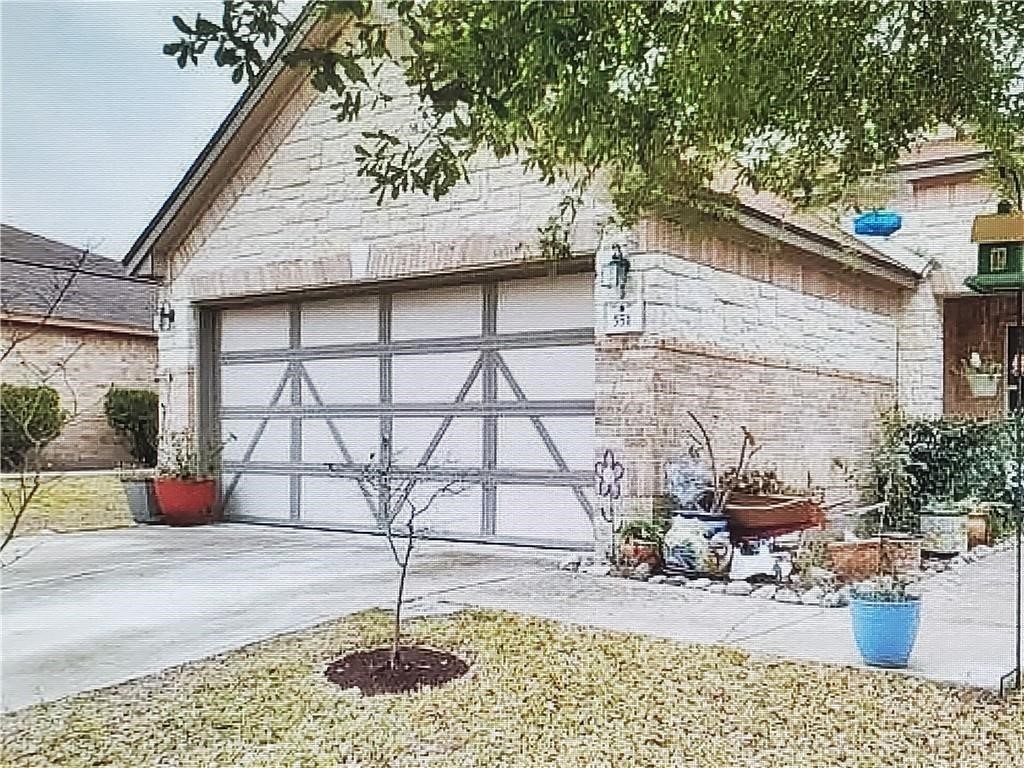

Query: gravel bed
[3,610,1020,768]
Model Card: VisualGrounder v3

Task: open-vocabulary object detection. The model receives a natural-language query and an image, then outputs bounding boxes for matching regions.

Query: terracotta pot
[966,511,990,549]
[153,477,218,526]
[620,541,661,567]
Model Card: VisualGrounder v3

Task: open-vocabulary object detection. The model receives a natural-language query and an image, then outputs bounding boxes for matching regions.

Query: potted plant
[918,499,969,555]
[118,467,160,524]
[960,352,1002,398]
[617,520,665,568]
[849,576,922,668]
[153,429,232,526]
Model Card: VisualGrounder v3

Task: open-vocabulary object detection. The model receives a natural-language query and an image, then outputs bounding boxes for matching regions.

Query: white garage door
[215,272,596,547]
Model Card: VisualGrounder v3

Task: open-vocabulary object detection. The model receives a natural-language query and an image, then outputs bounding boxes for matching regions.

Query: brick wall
[1,322,157,469]
[595,225,904,517]
[944,294,1018,417]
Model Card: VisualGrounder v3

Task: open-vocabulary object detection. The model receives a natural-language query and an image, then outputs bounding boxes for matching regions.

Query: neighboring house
[1,225,157,469]
[124,12,1015,548]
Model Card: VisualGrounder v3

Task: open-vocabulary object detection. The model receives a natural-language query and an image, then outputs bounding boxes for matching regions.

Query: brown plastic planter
[152,477,218,526]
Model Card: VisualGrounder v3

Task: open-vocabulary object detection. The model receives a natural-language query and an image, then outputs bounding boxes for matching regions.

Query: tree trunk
[391,559,409,669]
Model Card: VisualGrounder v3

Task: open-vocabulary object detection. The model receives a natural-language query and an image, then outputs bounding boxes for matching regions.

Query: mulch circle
[325,646,469,696]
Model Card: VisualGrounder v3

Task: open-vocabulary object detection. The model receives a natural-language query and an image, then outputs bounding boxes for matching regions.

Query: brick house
[1,225,157,469]
[124,13,1016,547]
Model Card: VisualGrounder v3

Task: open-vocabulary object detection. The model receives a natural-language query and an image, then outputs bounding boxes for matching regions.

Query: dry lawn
[3,610,1021,768]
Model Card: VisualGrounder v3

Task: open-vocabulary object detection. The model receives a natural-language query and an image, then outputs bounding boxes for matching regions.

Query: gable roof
[1,224,155,332]
[124,8,925,285]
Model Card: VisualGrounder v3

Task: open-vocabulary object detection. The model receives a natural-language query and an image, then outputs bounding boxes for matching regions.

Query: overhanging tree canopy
[165,0,1024,223]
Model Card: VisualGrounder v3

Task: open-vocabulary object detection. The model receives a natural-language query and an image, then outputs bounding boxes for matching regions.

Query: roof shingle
[1,225,155,331]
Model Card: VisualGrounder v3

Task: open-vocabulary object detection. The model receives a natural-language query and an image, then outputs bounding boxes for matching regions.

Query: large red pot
[152,477,219,526]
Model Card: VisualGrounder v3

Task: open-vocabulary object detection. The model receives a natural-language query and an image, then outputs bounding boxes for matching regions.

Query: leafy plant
[961,352,1003,376]
[858,408,1022,533]
[617,518,669,545]
[159,429,234,480]
[0,385,68,471]
[104,387,159,467]
[850,575,920,603]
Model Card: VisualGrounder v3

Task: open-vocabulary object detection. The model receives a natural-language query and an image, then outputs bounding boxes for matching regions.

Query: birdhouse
[965,200,1024,293]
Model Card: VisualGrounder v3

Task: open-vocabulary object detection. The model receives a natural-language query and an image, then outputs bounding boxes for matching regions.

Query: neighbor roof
[1,224,155,332]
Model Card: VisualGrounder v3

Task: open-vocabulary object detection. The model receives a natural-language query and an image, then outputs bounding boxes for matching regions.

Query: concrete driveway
[0,524,561,712]
[2,525,1018,711]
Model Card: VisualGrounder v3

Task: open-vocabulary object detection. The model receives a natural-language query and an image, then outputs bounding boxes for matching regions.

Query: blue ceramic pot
[850,597,922,668]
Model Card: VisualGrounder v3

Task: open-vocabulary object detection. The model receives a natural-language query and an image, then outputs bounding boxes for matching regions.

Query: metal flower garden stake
[595,449,625,564]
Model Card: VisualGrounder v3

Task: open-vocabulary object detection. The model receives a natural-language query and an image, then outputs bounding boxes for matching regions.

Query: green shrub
[104,387,159,467]
[864,408,1021,533]
[0,384,68,471]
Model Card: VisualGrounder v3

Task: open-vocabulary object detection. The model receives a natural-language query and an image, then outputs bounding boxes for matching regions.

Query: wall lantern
[153,300,176,333]
[853,209,903,237]
[600,244,631,299]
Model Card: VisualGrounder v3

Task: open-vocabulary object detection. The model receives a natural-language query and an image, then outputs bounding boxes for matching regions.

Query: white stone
[707,583,727,594]
[689,577,713,590]
[775,588,802,604]
[583,564,612,577]
[725,581,754,596]
[821,591,848,608]
[751,585,778,600]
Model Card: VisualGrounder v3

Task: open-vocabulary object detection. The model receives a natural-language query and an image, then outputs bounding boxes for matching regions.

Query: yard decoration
[960,353,1003,398]
[153,429,233,526]
[117,468,159,525]
[617,519,666,568]
[849,576,922,668]
[324,440,471,694]
[918,500,969,555]
[853,209,903,237]
[966,174,1024,695]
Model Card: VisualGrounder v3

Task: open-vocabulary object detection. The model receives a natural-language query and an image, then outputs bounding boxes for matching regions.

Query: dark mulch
[324,646,470,695]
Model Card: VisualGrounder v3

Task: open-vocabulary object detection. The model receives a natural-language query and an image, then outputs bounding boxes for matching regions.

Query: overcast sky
[2,1,249,260]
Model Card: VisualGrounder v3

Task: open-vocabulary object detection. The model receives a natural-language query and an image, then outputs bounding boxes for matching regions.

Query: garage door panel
[498,347,594,400]
[302,476,377,525]
[223,474,290,520]
[221,305,290,351]
[496,485,594,542]
[221,419,290,463]
[411,483,482,534]
[303,359,379,404]
[392,351,481,403]
[221,363,291,408]
[392,285,481,340]
[497,416,593,471]
[391,417,482,468]
[497,273,593,333]
[301,296,378,345]
[302,418,379,465]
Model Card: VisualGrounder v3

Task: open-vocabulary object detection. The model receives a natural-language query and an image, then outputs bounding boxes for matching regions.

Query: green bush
[104,387,159,467]
[865,409,1021,533]
[1,384,68,471]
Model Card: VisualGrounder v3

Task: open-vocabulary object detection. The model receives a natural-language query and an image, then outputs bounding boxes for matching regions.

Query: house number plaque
[603,300,644,334]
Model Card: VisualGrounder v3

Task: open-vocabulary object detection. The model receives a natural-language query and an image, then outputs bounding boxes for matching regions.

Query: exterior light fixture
[153,300,176,333]
[600,244,631,299]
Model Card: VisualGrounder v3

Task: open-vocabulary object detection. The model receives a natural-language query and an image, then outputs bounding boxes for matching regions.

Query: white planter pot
[964,372,1000,398]
[919,514,968,555]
